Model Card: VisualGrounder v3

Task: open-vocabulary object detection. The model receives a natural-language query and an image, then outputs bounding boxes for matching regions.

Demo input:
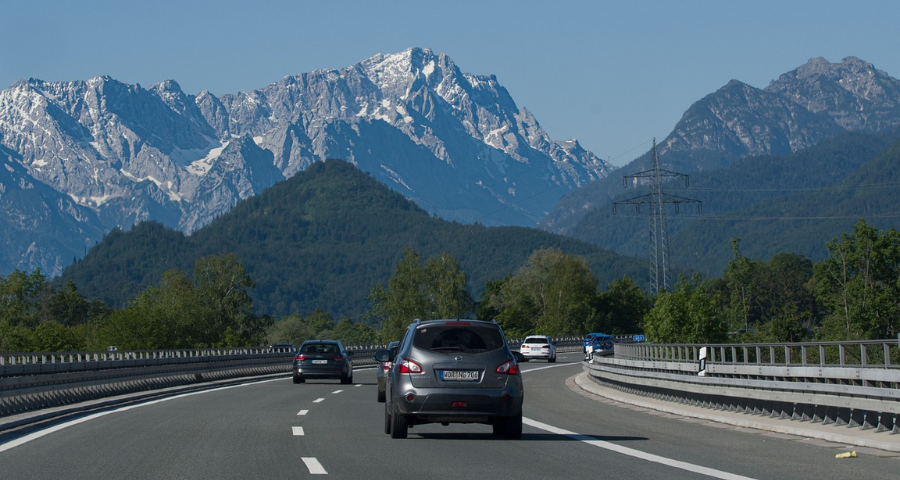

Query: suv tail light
[295,354,307,361]
[496,360,519,375]
[397,358,423,374]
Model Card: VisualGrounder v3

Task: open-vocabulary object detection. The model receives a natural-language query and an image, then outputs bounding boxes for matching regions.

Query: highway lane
[1,352,898,479]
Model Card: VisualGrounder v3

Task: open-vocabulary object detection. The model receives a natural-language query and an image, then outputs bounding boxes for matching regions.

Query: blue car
[582,333,606,353]
[584,334,614,360]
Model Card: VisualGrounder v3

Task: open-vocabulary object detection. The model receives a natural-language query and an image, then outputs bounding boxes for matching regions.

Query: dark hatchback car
[292,340,354,384]
[375,319,524,439]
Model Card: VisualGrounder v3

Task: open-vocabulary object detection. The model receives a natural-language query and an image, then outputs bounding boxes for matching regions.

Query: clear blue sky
[3,1,898,166]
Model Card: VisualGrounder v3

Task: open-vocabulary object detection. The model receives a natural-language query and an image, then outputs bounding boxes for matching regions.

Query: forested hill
[58,159,645,319]
[567,130,900,275]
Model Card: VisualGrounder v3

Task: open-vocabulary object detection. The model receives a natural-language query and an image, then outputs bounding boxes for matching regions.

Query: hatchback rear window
[413,324,505,353]
[302,343,337,354]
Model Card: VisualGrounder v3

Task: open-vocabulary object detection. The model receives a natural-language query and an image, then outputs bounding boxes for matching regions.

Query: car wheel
[390,404,408,439]
[293,375,304,384]
[504,413,522,440]
[341,373,350,384]
[491,417,506,436]
[377,387,386,403]
[384,402,392,435]
[549,356,556,363]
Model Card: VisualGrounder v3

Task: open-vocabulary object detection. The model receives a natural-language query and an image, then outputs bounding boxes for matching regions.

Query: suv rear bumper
[391,386,523,420]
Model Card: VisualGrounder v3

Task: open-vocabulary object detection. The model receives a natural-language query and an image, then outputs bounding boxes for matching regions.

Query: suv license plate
[441,370,479,381]
[312,360,328,364]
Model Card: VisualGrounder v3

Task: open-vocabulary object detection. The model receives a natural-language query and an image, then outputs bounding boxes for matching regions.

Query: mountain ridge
[541,56,900,234]
[0,47,610,276]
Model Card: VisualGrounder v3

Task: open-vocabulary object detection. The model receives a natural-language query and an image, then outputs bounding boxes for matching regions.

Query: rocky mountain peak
[0,48,609,276]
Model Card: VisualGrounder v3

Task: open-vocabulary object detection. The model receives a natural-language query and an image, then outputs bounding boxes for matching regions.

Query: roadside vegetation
[1,220,898,352]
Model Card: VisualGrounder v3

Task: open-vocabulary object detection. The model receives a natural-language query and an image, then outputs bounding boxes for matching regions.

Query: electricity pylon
[613,139,701,294]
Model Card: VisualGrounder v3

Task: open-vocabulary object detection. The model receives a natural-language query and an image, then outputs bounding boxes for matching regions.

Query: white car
[519,335,557,362]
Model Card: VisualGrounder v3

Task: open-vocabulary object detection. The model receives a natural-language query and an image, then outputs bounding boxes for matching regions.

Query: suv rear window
[523,337,549,344]
[412,323,505,354]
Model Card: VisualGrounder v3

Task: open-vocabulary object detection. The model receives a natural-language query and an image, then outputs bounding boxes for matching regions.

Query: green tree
[423,253,474,320]
[813,220,900,340]
[96,254,259,349]
[368,248,473,341]
[589,276,650,334]
[643,274,727,343]
[487,248,597,336]
[192,254,258,346]
[331,317,378,344]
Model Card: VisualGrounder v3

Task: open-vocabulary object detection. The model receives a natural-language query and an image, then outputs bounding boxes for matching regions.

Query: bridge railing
[587,338,900,435]
[0,336,581,422]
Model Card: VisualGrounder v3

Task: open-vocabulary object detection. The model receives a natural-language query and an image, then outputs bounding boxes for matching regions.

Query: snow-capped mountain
[0,48,611,276]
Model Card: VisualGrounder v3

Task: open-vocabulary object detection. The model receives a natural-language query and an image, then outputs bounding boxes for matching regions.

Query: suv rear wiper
[430,346,467,352]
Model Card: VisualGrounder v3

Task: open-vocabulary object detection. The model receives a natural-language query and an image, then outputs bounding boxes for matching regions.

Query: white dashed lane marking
[332,390,343,394]
[302,457,328,475]
[313,398,325,403]
[298,410,309,416]
[292,426,305,436]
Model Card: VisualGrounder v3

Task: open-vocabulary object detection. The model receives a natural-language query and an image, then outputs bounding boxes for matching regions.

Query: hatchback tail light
[397,358,423,374]
[496,360,519,375]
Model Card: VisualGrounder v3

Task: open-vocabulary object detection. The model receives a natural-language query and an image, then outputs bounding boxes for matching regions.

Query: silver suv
[374,319,524,439]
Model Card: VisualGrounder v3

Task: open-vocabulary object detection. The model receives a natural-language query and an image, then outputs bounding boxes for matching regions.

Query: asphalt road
[1,352,897,479]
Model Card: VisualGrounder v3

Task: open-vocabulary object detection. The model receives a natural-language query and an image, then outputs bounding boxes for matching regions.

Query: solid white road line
[292,426,305,436]
[520,363,580,373]
[302,457,328,475]
[522,417,755,480]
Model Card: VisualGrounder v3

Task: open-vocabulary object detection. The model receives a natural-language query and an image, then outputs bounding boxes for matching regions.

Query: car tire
[549,356,556,363]
[390,404,408,439]
[293,375,304,384]
[341,373,350,384]
[504,413,522,440]
[491,417,506,436]
[384,402,392,435]
[377,388,386,403]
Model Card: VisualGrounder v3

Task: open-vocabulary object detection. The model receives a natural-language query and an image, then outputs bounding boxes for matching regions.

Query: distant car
[519,335,557,362]
[376,319,524,439]
[584,334,614,360]
[583,333,605,353]
[292,340,354,384]
[376,340,400,402]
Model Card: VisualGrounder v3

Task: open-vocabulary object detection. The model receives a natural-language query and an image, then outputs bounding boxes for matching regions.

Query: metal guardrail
[0,337,582,422]
[0,344,385,420]
[587,339,900,435]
